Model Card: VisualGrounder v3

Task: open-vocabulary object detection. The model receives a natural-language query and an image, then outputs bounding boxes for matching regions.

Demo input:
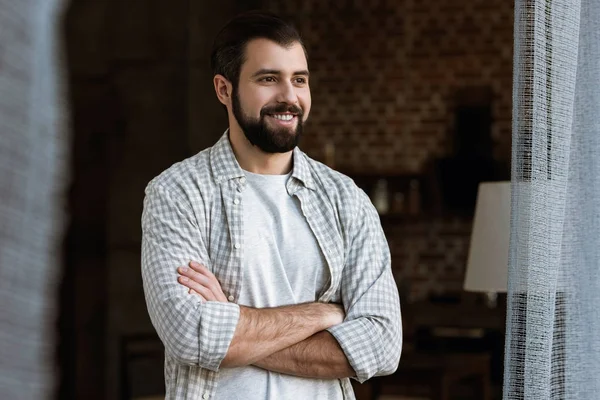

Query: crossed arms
[177,261,354,378]
[141,183,401,383]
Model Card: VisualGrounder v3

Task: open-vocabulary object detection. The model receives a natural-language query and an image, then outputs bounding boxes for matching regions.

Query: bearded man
[141,11,402,400]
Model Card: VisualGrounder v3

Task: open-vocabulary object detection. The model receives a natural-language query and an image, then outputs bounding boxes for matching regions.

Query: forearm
[253,331,355,379]
[221,302,342,368]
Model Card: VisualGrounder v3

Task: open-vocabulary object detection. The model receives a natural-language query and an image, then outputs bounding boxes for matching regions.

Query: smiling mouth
[269,113,296,121]
[267,114,298,127]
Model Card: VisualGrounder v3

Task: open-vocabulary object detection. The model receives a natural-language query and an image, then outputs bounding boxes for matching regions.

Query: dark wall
[61,1,248,398]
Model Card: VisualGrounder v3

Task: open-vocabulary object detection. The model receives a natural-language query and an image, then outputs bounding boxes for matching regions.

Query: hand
[327,303,345,327]
[177,261,228,302]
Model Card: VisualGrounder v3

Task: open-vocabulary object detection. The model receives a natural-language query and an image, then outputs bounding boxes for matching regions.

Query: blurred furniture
[435,86,509,214]
[463,181,511,307]
[406,300,505,332]
[370,298,505,400]
[342,171,431,218]
[372,351,491,400]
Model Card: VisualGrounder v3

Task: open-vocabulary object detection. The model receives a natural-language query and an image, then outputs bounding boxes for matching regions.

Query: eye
[260,76,276,83]
[294,77,308,85]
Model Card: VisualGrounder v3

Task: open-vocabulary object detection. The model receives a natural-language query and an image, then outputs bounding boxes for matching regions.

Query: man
[141,11,402,400]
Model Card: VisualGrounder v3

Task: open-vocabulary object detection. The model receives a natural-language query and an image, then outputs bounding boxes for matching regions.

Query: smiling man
[141,11,402,400]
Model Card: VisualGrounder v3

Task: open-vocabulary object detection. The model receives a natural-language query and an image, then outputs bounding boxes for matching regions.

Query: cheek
[301,92,312,119]
[249,101,264,118]
[238,89,267,117]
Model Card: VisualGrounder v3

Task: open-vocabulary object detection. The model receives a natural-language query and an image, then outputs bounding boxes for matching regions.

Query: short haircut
[211,11,307,87]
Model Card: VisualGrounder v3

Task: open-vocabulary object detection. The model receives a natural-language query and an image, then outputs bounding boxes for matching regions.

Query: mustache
[260,103,303,117]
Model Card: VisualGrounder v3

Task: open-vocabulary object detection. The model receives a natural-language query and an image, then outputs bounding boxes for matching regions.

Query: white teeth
[272,114,293,121]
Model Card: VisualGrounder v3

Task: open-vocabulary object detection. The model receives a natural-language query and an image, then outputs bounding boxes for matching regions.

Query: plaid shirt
[141,133,402,400]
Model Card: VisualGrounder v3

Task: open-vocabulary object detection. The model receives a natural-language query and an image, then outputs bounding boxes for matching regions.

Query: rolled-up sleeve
[141,182,239,371]
[327,191,402,383]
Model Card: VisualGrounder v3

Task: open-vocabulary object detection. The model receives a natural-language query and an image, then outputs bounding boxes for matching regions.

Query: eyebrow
[251,69,310,78]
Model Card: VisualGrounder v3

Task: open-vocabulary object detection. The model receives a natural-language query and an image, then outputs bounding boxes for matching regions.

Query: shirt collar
[291,146,315,191]
[210,131,246,184]
[210,130,316,191]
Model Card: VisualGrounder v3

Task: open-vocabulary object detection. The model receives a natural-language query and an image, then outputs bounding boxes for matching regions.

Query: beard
[232,88,304,153]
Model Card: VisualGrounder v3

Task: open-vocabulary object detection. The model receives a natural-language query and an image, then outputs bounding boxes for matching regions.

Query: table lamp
[463,181,511,307]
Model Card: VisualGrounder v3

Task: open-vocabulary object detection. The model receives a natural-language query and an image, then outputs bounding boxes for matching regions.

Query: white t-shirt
[215,171,343,400]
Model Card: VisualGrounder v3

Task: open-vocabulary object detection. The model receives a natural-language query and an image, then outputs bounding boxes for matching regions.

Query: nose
[276,81,298,105]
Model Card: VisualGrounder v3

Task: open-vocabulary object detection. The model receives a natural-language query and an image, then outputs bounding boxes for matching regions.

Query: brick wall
[262,0,514,301]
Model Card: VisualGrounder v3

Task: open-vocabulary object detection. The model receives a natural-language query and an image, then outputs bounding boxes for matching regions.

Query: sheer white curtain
[0,0,69,398]
[506,0,600,398]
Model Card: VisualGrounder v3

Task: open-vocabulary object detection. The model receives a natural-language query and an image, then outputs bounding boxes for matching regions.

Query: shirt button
[239,177,246,184]
[234,243,240,249]
[228,295,234,302]
[202,394,209,399]
[233,198,240,205]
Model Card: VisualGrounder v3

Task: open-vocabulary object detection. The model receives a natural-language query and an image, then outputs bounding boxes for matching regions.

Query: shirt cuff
[198,301,240,371]
[327,319,378,383]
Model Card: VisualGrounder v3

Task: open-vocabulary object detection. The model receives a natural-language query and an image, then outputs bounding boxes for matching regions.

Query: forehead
[241,38,308,76]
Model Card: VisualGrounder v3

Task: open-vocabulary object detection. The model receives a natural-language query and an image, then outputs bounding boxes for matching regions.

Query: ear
[214,74,233,106]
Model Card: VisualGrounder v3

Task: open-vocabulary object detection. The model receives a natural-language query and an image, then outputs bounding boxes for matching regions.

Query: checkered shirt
[141,133,402,399]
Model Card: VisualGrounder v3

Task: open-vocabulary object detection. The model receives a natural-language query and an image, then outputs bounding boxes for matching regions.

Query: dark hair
[211,11,307,87]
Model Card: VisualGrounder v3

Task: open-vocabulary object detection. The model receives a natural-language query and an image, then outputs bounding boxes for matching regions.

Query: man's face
[232,38,311,153]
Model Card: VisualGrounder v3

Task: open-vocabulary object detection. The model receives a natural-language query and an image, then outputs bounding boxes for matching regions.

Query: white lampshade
[463,181,511,293]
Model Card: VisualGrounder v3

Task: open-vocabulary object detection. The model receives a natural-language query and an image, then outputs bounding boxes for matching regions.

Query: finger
[178,267,227,302]
[188,288,207,302]
[177,276,217,301]
[186,262,216,285]
[189,261,218,283]
[178,266,210,283]
[188,262,228,302]
[188,261,205,271]
[178,266,219,293]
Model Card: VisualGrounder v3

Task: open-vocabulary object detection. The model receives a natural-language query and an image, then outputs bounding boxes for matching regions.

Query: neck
[228,124,294,175]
